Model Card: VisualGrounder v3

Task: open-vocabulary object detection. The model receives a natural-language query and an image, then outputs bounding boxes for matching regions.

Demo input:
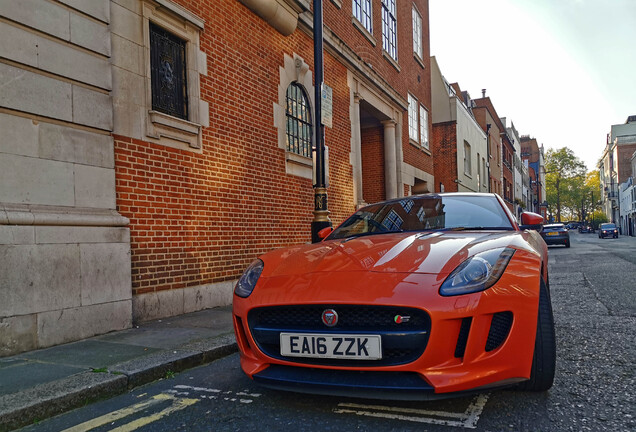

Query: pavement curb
[0,334,237,432]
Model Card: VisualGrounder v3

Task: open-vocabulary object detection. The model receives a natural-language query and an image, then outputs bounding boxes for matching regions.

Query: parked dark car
[598,223,618,238]
[541,223,570,247]
[566,222,580,230]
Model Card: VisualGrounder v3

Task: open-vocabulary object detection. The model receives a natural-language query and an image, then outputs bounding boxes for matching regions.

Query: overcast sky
[429,0,636,172]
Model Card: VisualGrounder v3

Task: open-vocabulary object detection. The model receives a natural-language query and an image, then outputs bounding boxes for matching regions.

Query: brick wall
[617,143,636,183]
[431,121,458,193]
[114,0,432,297]
[361,126,385,203]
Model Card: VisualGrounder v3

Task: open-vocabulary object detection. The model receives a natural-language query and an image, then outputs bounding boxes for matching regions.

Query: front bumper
[542,234,569,245]
[599,230,618,238]
[233,252,542,396]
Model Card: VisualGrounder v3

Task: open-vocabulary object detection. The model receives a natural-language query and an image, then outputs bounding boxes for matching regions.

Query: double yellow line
[61,393,198,432]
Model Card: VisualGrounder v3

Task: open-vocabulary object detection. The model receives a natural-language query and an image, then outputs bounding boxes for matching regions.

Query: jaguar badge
[322,309,338,327]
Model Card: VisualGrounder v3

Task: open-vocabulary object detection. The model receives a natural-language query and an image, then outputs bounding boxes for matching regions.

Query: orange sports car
[232,193,556,399]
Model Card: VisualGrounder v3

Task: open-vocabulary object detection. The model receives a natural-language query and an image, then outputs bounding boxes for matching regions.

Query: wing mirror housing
[318,226,333,240]
[519,211,544,231]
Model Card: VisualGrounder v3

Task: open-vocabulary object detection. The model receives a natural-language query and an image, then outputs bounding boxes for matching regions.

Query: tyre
[565,240,570,248]
[517,278,556,391]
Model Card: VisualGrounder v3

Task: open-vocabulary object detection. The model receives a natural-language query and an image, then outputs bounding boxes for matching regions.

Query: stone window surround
[274,53,330,181]
[141,0,208,152]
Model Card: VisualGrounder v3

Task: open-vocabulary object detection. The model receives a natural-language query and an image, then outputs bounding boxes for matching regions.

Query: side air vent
[454,317,472,358]
[485,312,513,352]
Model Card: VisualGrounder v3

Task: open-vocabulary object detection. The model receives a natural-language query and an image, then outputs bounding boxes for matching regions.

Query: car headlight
[234,259,264,298]
[440,248,515,296]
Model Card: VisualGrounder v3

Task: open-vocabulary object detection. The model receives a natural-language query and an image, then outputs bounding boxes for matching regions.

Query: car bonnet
[260,231,525,277]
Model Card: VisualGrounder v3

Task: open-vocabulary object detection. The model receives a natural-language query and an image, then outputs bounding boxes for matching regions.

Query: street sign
[321,84,333,128]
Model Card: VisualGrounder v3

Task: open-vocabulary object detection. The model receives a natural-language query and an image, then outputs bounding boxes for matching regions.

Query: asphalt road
[22,231,636,432]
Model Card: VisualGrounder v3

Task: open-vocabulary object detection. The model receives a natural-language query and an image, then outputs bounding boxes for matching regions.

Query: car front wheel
[517,278,556,391]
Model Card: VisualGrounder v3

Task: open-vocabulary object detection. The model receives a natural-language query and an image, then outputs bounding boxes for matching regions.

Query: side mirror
[519,211,544,231]
[318,226,333,240]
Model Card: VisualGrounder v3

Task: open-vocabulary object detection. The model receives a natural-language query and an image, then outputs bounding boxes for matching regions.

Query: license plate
[547,232,558,236]
[280,333,382,360]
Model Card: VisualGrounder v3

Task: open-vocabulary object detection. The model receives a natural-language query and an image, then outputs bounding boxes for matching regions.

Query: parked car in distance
[566,222,580,230]
[598,223,619,239]
[541,223,570,247]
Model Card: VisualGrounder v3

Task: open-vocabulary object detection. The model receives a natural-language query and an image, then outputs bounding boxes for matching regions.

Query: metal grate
[454,317,472,358]
[248,305,431,367]
[485,312,513,352]
[249,305,428,329]
[150,23,188,120]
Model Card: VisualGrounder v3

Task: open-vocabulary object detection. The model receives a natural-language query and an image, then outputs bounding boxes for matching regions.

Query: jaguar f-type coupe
[232,193,555,400]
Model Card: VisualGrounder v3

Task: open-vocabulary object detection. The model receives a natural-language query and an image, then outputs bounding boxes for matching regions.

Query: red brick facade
[431,121,458,193]
[617,142,636,183]
[114,0,432,297]
[361,126,386,204]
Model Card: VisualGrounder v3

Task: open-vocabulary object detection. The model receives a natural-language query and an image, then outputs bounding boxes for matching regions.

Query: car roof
[544,223,564,228]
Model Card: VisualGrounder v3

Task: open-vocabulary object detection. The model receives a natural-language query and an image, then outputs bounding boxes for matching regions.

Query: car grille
[247,305,431,367]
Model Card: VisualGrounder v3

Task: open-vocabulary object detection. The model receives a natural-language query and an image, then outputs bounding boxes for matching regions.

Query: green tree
[545,147,587,222]
[579,170,601,225]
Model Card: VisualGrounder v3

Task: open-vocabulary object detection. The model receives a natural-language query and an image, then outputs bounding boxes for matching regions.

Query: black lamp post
[311,0,332,242]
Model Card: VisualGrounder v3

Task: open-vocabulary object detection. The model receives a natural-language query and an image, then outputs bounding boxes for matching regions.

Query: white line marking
[463,394,489,429]
[334,408,467,427]
[336,402,468,419]
[173,385,221,393]
[334,394,490,429]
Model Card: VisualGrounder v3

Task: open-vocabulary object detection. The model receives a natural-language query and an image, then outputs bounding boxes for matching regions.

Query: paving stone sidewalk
[0,306,237,432]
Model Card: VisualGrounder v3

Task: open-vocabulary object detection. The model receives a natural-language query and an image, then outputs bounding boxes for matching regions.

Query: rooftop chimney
[482,89,486,97]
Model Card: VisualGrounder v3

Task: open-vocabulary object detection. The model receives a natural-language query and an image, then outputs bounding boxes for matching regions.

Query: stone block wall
[0,0,131,356]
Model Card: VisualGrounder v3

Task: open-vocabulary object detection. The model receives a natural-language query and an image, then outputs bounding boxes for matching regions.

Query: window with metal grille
[285,82,313,158]
[150,23,188,120]
[382,0,397,60]
[353,0,373,33]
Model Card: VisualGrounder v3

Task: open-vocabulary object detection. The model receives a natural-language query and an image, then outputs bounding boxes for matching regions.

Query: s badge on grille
[322,309,338,327]
[394,315,411,324]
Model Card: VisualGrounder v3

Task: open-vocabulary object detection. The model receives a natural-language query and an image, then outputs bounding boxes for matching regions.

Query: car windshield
[329,194,514,240]
[601,223,616,229]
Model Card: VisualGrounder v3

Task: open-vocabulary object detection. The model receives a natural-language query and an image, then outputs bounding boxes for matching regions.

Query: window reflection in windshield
[329,195,513,240]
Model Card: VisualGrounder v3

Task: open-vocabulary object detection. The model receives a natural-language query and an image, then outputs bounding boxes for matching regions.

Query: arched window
[285,82,312,158]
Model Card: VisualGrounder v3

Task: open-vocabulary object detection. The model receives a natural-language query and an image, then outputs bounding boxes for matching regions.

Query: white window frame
[464,141,472,176]
[408,94,419,143]
[353,0,373,33]
[419,105,429,149]
[381,0,397,61]
[412,6,422,59]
